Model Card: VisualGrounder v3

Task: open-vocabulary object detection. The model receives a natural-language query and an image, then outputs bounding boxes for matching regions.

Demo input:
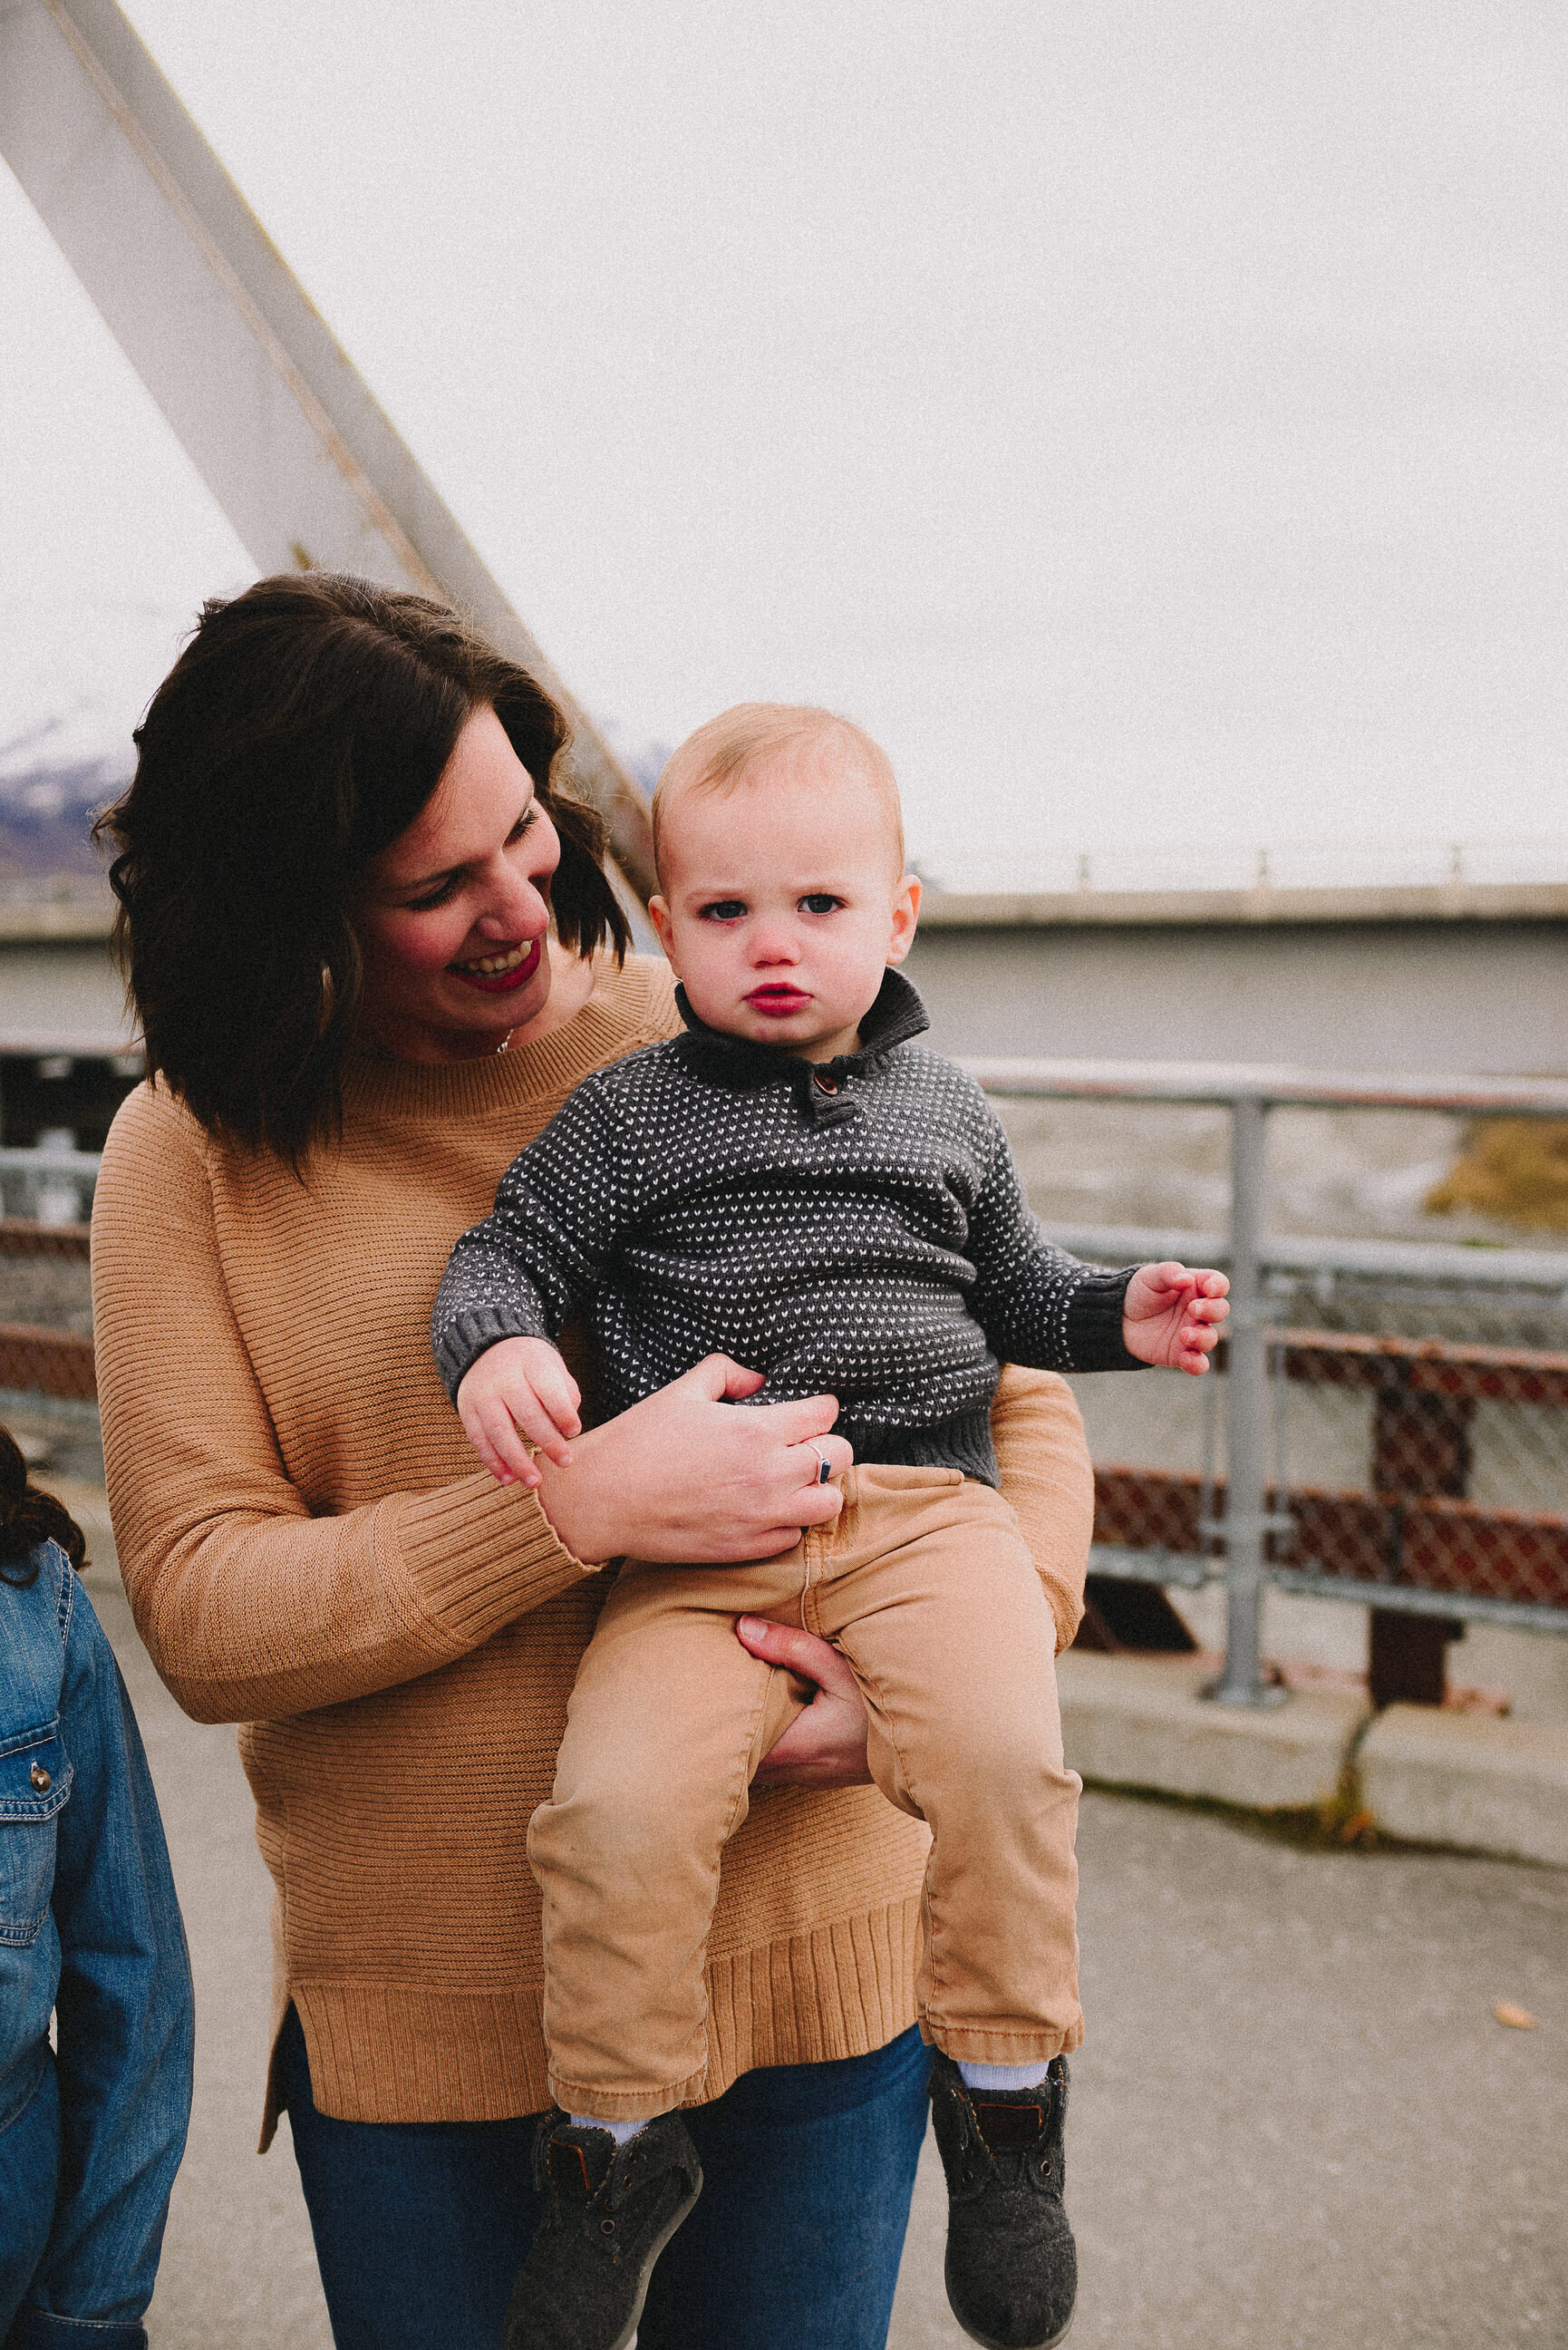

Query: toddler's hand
[456,1336,583,1488]
[1122,1262,1230,1374]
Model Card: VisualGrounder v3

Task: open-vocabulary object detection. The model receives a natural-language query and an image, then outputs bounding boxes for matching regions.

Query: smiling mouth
[450,937,543,993]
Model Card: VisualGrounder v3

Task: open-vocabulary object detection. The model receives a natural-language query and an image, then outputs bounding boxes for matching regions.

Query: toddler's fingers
[507,1394,575,1468]
[473,1403,541,1488]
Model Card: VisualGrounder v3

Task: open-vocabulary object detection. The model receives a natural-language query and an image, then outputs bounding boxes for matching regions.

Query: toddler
[431,705,1227,2350]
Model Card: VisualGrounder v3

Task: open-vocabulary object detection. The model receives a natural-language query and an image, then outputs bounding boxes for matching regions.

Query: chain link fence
[982,1061,1568,1701]
[7,1072,1568,1700]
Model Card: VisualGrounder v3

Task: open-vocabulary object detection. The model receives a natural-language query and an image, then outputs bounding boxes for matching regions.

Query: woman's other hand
[532,1355,852,1566]
[737,1617,875,1789]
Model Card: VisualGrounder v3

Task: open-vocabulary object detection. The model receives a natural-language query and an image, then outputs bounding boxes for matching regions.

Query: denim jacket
[0,1542,193,2349]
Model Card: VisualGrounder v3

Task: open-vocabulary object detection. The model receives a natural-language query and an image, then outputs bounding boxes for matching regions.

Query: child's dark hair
[0,1427,87,1586]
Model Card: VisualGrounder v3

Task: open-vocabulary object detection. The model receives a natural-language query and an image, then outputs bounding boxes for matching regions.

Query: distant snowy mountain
[0,708,131,882]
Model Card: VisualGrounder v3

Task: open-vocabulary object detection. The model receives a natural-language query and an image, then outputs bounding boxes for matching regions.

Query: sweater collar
[672,966,929,1121]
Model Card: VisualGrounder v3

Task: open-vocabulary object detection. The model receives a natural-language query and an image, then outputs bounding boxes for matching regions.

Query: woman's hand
[531,1355,853,1566]
[737,1617,875,1790]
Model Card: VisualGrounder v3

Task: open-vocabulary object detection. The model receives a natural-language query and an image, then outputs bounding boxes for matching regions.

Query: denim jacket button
[30,1763,52,1792]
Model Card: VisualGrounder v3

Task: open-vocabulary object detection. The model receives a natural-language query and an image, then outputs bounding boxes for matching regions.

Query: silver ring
[807,1442,832,1486]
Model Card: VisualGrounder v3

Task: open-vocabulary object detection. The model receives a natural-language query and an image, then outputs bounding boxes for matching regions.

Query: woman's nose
[475,860,548,939]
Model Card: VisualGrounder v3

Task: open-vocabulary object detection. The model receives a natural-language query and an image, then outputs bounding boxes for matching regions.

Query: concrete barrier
[1360,1705,1568,1867]
[1056,1650,1368,1811]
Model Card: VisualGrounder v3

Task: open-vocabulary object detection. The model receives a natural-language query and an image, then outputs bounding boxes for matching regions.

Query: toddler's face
[649,751,919,1060]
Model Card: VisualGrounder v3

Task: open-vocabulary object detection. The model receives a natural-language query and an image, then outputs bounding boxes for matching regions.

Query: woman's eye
[508,808,538,845]
[406,879,460,912]
[800,894,843,915]
[700,899,748,922]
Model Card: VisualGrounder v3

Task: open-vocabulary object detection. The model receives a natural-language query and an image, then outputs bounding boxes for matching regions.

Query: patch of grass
[1426,1119,1568,1234]
[1080,1772,1384,1853]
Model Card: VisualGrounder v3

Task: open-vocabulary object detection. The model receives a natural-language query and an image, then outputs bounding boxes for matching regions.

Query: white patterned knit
[431,971,1138,1486]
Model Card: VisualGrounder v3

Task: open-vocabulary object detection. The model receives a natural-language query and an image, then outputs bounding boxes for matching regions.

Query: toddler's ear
[648,894,678,966]
[886,873,922,965]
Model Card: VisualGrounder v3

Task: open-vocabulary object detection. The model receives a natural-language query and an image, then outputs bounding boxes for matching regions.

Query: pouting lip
[745,986,812,1014]
[449,936,544,994]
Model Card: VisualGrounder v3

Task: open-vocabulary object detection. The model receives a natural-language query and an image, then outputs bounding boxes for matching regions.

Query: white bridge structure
[0,0,656,902]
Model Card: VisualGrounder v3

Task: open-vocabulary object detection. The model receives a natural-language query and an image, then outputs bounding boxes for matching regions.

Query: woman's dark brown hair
[95,572,630,1162]
[0,1426,86,1585]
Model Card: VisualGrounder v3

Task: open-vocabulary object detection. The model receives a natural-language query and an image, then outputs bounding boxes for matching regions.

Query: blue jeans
[279,2005,930,2349]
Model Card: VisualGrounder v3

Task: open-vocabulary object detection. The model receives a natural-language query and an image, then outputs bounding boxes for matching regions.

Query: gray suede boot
[928,2050,1076,2350]
[503,2109,702,2350]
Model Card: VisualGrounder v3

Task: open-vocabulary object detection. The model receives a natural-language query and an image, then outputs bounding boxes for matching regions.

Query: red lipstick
[450,937,544,995]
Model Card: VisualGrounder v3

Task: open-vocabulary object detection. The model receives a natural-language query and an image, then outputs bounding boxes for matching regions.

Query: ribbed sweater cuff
[392,1472,596,1647]
[433,1306,553,1403]
[1063,1267,1146,1372]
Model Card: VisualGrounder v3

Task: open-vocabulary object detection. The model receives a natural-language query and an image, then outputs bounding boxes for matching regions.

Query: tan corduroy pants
[528,1463,1083,2119]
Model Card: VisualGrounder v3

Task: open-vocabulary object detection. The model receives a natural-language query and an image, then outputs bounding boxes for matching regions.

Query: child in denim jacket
[0,1431,192,2350]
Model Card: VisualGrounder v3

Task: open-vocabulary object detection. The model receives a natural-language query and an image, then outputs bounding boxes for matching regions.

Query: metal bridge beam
[0,0,656,898]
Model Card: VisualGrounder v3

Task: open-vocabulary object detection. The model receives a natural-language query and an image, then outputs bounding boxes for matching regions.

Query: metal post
[1209,1094,1286,1705]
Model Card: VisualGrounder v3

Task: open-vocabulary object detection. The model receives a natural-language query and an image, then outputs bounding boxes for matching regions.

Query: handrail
[1044,1222,1568,1294]
[0,1147,107,1180]
[961,1056,1568,1118]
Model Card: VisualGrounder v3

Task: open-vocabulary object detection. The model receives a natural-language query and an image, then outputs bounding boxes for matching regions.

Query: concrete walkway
[85,1559,1567,2350]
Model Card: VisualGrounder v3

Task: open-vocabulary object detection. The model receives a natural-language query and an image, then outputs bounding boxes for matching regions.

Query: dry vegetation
[1425,1119,1568,1235]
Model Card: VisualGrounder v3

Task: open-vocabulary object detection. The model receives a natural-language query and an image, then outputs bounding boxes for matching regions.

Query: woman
[0,1431,193,2350]
[90,573,1095,2349]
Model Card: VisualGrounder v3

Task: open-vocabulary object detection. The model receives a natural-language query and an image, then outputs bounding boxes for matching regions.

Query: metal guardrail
[0,1144,102,1226]
[8,1061,1568,1703]
[963,1056,1568,1706]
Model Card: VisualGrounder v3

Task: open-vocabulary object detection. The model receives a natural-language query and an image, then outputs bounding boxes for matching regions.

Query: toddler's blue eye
[701,899,747,921]
[800,894,841,914]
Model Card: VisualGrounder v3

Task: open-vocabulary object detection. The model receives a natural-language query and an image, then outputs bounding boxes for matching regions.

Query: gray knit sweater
[431,970,1139,1487]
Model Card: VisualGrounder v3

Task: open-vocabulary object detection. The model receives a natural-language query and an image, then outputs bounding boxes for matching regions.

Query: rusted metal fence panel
[0,1320,97,1400]
[968,1059,1568,1704]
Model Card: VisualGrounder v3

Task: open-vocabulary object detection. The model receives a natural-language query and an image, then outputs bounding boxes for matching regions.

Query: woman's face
[354,705,563,1062]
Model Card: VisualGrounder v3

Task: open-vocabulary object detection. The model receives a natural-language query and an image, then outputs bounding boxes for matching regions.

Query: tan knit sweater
[91,954,1093,2140]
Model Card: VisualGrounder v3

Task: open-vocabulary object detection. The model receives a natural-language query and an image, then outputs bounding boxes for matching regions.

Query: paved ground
[83,1552,1567,2350]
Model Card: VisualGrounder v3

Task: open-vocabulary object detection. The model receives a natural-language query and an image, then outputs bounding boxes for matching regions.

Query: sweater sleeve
[965,1101,1144,1374]
[92,1090,597,1728]
[989,1363,1095,1654]
[431,1078,628,1401]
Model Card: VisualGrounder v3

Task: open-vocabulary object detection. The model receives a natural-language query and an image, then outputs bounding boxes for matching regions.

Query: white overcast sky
[2,0,1564,889]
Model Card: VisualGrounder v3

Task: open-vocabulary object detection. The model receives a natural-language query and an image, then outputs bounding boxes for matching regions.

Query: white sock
[957,2061,1050,2093]
[570,2113,649,2145]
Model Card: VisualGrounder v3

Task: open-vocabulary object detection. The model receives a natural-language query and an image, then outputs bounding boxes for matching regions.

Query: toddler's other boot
[928,2049,1076,2349]
[503,2108,702,2350]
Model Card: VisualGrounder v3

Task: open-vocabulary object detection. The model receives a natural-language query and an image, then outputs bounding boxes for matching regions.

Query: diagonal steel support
[0,0,656,898]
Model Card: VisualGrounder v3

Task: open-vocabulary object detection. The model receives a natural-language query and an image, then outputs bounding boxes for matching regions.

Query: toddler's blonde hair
[652,704,905,882]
